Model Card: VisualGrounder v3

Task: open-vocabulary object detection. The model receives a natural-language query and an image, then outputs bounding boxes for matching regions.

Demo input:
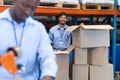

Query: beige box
[90,64,114,80]
[4,0,14,5]
[79,0,96,4]
[0,0,3,5]
[55,45,74,80]
[74,48,87,64]
[88,47,108,65]
[67,25,113,48]
[56,54,69,80]
[40,0,79,4]
[72,64,89,80]
[98,0,114,4]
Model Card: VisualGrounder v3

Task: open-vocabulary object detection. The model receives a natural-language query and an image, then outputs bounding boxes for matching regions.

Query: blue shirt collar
[0,8,13,22]
[0,8,34,25]
[57,24,68,30]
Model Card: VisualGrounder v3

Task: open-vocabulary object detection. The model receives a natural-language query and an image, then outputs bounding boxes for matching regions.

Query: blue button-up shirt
[49,25,71,50]
[0,9,57,80]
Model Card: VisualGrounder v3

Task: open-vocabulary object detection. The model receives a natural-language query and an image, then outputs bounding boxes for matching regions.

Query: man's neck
[59,24,65,28]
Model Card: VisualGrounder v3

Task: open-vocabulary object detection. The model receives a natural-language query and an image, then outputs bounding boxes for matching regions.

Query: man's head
[57,12,68,26]
[11,0,39,23]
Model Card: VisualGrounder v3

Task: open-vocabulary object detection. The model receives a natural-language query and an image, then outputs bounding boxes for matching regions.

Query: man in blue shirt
[49,12,71,51]
[0,0,57,80]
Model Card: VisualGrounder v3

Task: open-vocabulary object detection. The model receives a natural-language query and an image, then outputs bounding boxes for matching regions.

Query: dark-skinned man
[49,12,71,51]
[0,0,57,80]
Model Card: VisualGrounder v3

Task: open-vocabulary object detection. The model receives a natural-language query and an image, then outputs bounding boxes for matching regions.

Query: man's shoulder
[27,17,44,27]
[0,9,9,19]
[50,25,58,30]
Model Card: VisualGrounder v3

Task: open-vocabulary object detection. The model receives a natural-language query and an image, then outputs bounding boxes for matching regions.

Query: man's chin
[60,23,66,25]
[20,16,28,21]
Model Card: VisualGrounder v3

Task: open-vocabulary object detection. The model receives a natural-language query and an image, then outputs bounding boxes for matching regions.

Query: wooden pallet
[39,2,62,8]
[81,3,114,10]
[99,3,114,10]
[81,3,100,10]
[39,2,80,9]
[0,0,14,5]
[61,3,80,9]
[116,71,120,78]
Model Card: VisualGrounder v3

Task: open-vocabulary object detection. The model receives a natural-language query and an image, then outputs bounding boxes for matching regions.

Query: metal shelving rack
[112,0,117,79]
[0,6,117,16]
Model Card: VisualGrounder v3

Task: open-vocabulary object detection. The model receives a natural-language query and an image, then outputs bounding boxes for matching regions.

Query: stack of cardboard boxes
[67,25,114,80]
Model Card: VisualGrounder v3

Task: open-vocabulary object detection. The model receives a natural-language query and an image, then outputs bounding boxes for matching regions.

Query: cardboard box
[72,64,89,80]
[67,25,113,48]
[63,0,79,4]
[40,0,79,4]
[74,48,87,64]
[4,0,14,5]
[88,47,108,65]
[90,64,114,80]
[118,0,120,6]
[56,54,69,80]
[55,45,74,80]
[40,0,64,3]
[79,0,114,4]
[0,0,3,5]
[98,0,114,4]
[79,0,96,4]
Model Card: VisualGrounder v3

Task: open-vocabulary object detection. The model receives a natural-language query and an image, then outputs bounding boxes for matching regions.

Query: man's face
[58,15,67,25]
[14,0,38,21]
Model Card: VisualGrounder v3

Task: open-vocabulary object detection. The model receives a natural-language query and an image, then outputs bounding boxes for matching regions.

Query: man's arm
[49,30,55,49]
[37,23,57,80]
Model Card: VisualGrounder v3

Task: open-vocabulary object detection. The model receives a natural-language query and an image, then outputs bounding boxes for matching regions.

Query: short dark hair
[57,12,68,18]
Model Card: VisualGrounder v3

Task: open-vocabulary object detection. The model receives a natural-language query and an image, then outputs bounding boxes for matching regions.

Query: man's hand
[42,76,53,80]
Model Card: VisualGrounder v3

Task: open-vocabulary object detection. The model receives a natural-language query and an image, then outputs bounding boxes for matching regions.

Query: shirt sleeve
[37,23,57,79]
[49,29,54,44]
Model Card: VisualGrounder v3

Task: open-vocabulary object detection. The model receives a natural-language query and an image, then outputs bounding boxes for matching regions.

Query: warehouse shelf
[35,7,115,16]
[0,5,118,16]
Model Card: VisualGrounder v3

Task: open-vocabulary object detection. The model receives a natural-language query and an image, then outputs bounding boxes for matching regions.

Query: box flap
[66,26,80,32]
[66,45,75,52]
[81,25,113,30]
[54,50,69,54]
[54,45,74,54]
